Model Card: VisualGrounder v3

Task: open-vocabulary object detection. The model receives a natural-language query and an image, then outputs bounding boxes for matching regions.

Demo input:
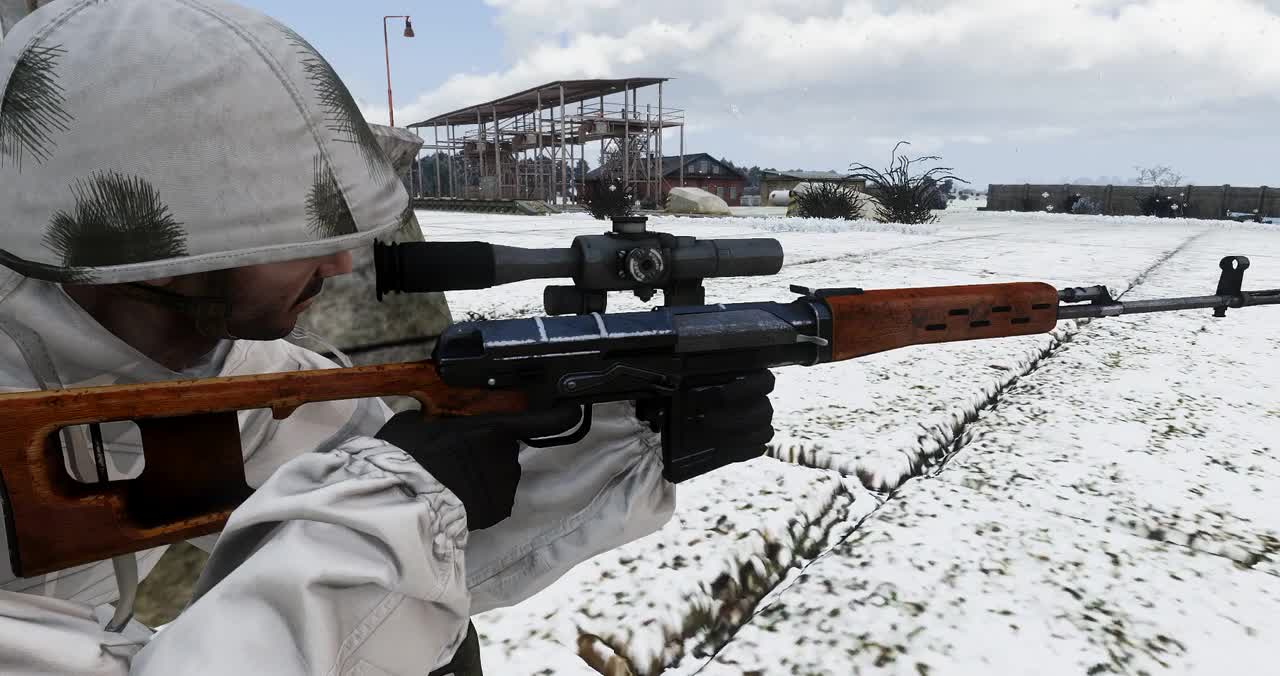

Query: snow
[415,207,1280,675]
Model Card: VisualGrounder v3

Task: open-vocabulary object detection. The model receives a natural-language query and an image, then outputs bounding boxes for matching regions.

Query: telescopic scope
[375,216,784,315]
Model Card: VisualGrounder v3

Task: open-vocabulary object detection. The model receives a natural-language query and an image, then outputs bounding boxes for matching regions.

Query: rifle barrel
[1057,288,1280,320]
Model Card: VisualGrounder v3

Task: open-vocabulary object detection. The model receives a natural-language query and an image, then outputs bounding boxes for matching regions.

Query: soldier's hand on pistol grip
[375,407,582,531]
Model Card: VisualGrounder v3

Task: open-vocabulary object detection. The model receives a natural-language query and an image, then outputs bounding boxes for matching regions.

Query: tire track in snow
[920,229,1213,480]
[672,229,1212,675]
[778,228,1211,487]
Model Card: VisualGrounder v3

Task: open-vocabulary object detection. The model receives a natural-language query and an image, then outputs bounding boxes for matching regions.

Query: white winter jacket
[0,268,675,674]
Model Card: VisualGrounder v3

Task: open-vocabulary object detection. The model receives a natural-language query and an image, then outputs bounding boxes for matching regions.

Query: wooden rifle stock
[825,282,1061,360]
[0,361,526,577]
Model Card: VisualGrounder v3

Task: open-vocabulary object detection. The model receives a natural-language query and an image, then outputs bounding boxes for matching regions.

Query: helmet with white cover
[0,0,407,286]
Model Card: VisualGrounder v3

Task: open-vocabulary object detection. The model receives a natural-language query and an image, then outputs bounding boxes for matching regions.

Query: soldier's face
[219,250,354,340]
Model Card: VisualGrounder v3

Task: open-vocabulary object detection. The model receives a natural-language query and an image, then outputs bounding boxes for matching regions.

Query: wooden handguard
[0,360,526,577]
[826,282,1061,360]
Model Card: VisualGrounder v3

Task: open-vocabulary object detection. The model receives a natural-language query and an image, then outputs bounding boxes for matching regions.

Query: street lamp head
[403,18,414,38]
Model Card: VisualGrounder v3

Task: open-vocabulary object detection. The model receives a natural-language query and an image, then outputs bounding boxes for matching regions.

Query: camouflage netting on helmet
[0,0,407,284]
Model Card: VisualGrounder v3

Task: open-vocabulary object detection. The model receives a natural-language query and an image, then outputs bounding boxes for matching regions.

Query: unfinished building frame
[407,78,685,205]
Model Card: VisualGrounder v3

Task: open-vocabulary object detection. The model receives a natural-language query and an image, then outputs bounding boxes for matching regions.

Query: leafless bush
[584,180,635,220]
[1134,164,1184,188]
[793,182,867,219]
[848,141,968,225]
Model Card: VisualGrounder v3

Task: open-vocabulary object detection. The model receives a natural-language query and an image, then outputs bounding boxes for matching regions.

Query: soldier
[0,0,774,673]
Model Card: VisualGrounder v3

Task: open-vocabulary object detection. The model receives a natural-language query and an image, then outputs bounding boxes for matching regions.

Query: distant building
[758,169,864,204]
[586,152,748,206]
[408,78,682,204]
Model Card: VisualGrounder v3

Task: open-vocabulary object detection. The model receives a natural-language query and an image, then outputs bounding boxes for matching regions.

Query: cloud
[368,0,1280,183]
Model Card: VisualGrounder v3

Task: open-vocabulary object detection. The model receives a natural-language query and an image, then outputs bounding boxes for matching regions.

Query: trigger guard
[522,404,592,448]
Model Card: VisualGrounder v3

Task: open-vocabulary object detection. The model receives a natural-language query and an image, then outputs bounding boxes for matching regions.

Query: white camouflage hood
[0,0,408,284]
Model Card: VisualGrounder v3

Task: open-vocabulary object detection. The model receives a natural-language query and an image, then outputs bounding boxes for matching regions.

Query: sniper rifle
[0,217,1277,579]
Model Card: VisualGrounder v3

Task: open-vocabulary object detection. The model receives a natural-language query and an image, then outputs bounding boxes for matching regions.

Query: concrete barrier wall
[985,183,1279,219]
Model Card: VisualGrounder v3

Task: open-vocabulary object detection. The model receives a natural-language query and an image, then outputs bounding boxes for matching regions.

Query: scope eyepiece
[374,241,498,300]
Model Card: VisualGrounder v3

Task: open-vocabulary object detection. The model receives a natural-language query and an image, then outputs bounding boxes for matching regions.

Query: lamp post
[383,15,414,127]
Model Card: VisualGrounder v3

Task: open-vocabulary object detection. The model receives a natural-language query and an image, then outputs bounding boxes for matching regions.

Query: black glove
[375,407,581,531]
[639,369,777,483]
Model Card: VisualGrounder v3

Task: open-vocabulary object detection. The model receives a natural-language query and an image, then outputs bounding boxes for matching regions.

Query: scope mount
[543,216,707,315]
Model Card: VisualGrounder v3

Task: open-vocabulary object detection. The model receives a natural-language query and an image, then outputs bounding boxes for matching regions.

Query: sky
[240,0,1280,189]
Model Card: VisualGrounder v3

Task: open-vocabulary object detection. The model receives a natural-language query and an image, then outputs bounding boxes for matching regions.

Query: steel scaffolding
[406,79,684,205]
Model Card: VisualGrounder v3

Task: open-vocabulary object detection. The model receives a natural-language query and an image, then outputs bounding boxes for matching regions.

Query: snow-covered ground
[416,207,1280,675]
